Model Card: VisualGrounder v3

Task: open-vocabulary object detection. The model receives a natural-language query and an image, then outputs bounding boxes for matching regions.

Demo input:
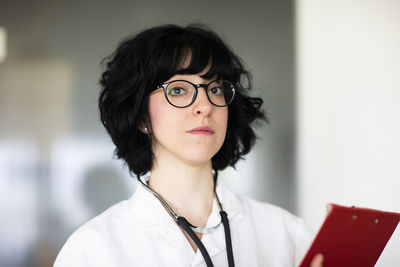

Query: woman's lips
[187,126,214,135]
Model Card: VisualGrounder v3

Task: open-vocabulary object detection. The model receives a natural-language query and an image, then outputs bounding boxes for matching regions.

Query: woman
[55,24,323,267]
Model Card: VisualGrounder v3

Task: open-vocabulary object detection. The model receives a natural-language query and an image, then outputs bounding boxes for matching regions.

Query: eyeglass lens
[165,80,234,107]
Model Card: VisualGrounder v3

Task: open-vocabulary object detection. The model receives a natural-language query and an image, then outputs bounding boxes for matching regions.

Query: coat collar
[128,174,245,265]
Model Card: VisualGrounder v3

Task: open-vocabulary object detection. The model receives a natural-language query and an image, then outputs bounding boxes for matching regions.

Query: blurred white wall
[296,0,400,265]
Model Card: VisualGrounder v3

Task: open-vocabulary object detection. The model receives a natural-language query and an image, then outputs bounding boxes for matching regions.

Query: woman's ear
[139,123,151,134]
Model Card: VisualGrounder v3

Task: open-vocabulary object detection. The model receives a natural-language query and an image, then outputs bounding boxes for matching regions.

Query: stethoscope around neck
[137,170,235,267]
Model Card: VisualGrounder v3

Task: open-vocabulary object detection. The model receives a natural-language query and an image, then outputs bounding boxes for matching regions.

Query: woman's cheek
[148,96,169,129]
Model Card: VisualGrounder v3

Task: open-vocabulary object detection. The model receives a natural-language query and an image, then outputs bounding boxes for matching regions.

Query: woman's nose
[192,87,212,116]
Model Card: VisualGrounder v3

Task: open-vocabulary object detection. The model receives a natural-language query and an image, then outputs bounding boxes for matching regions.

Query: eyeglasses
[154,80,235,108]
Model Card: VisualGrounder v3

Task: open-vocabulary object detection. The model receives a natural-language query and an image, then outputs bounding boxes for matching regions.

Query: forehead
[166,54,220,81]
[150,36,234,88]
[165,43,227,78]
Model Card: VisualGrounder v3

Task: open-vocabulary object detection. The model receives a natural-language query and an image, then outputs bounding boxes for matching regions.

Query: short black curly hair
[99,24,266,176]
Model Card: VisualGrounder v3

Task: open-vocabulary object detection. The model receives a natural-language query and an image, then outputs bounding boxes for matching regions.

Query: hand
[310,253,324,267]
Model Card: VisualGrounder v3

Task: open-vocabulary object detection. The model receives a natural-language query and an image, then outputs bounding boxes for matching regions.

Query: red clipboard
[299,204,400,267]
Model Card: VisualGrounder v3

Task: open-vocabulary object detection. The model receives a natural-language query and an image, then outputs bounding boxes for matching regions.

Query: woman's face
[148,73,228,167]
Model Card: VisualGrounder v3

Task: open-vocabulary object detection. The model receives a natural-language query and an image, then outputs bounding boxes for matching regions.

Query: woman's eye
[168,87,186,96]
[209,87,224,95]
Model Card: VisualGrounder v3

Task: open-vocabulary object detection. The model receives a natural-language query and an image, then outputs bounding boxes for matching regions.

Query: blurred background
[0,0,399,266]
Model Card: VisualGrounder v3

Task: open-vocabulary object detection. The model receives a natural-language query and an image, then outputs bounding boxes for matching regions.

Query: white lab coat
[54,178,311,267]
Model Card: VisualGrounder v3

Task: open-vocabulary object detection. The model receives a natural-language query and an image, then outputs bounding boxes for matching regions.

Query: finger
[326,204,332,214]
[310,253,324,267]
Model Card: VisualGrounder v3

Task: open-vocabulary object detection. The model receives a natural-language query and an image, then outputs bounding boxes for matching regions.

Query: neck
[149,158,215,227]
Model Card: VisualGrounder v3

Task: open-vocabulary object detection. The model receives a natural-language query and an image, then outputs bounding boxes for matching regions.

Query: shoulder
[54,199,133,266]
[75,197,133,238]
[235,194,312,265]
[239,194,310,237]
[217,180,311,240]
[240,195,304,226]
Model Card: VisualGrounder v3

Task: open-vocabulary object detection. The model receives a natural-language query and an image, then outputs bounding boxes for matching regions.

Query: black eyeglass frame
[153,79,236,108]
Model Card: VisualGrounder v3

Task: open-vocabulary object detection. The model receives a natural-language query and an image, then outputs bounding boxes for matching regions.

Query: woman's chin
[174,151,213,167]
[182,146,220,165]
